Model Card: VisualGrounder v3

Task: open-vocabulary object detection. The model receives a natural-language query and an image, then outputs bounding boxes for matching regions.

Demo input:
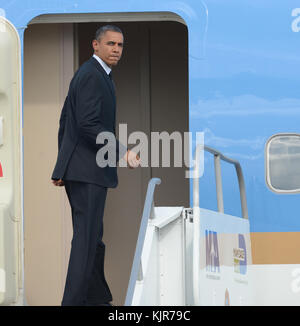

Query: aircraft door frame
[0,16,23,305]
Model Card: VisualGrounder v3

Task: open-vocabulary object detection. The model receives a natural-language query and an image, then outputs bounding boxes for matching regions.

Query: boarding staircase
[125,145,253,306]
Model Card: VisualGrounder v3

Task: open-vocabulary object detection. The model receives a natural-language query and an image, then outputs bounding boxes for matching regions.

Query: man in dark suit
[51,25,140,306]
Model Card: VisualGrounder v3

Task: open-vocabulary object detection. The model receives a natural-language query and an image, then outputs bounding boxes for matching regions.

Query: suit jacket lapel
[89,57,116,102]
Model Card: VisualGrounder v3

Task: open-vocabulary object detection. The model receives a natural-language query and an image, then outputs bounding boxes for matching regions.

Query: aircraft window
[266,134,300,193]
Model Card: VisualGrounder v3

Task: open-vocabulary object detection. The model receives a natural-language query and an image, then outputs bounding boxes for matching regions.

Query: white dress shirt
[93,54,111,75]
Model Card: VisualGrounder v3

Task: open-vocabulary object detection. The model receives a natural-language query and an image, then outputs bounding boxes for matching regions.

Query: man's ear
[92,39,98,50]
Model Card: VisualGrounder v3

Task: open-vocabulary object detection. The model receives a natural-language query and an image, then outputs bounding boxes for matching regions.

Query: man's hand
[124,150,140,169]
[52,179,65,187]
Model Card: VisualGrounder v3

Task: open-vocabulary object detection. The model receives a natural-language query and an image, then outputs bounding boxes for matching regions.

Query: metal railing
[124,177,161,306]
[204,145,248,219]
[193,144,249,305]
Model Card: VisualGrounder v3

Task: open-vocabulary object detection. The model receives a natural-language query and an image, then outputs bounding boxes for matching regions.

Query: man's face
[93,31,124,67]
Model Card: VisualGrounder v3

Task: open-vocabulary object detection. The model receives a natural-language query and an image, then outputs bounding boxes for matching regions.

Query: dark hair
[95,25,123,41]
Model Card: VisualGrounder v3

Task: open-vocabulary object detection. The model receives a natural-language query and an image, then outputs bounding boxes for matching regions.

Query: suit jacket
[51,57,127,188]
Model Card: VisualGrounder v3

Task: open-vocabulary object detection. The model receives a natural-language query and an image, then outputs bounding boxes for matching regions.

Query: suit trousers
[61,180,113,306]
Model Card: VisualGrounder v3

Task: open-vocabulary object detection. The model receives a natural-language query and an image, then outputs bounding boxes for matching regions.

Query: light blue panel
[1,0,300,232]
[0,0,207,59]
[190,0,300,232]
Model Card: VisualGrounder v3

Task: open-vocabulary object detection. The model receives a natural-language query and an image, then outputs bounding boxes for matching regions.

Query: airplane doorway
[23,18,188,305]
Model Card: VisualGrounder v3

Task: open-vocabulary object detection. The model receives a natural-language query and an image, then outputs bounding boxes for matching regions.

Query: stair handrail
[204,145,248,219]
[193,144,248,306]
[124,177,161,306]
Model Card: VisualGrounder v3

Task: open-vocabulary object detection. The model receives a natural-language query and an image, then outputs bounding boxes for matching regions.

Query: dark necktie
[108,72,116,95]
